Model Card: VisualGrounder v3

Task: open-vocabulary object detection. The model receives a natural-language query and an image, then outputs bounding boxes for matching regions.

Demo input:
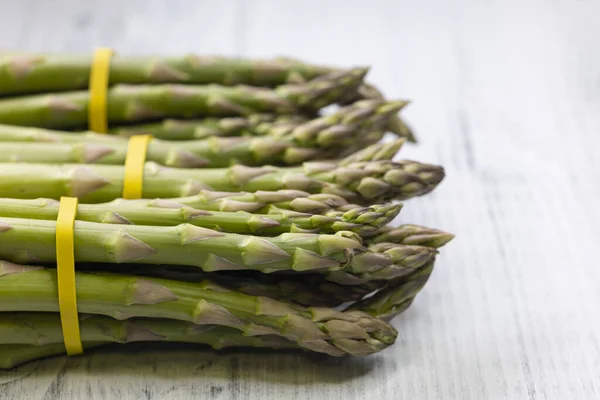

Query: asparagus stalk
[338,82,417,142]
[83,240,436,292]
[0,137,399,168]
[389,118,416,143]
[0,217,364,274]
[110,188,366,216]
[346,261,435,320]
[0,262,397,356]
[0,101,406,167]
[0,313,299,349]
[0,215,438,283]
[0,53,334,95]
[0,197,402,235]
[0,68,366,129]
[109,114,309,140]
[124,189,387,217]
[0,159,444,204]
[325,243,438,284]
[334,131,386,159]
[365,224,456,248]
[107,264,379,307]
[217,243,437,302]
[111,190,350,215]
[0,342,107,369]
[338,139,406,165]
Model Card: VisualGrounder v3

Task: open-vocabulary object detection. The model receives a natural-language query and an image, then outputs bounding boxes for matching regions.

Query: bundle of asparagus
[0,51,452,369]
[0,52,415,141]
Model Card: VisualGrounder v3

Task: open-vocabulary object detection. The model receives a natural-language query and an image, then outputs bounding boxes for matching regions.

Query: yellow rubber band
[56,197,83,356]
[123,135,152,199]
[88,48,114,133]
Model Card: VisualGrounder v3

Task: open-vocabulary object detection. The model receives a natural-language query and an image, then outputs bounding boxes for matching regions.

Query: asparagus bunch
[0,52,413,141]
[0,159,444,204]
[0,220,452,369]
[0,262,397,355]
[0,223,452,369]
[0,53,335,95]
[0,231,448,369]
[0,51,453,368]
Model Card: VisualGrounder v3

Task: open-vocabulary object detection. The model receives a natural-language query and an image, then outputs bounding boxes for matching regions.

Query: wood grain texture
[1,0,600,398]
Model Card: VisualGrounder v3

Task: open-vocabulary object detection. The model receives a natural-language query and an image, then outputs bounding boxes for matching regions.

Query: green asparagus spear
[0,215,437,283]
[389,117,416,143]
[338,139,405,165]
[0,197,402,235]
[0,159,444,204]
[0,53,334,95]
[0,139,312,168]
[110,190,350,215]
[109,188,365,217]
[79,239,437,288]
[338,82,417,142]
[325,243,438,284]
[106,264,379,307]
[109,115,308,140]
[0,68,367,130]
[346,261,435,320]
[0,262,397,356]
[365,224,455,248]
[0,217,364,274]
[0,342,107,369]
[0,136,398,168]
[0,313,297,349]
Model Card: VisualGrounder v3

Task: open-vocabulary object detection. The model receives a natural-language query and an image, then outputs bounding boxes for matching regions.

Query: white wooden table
[1,0,599,398]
